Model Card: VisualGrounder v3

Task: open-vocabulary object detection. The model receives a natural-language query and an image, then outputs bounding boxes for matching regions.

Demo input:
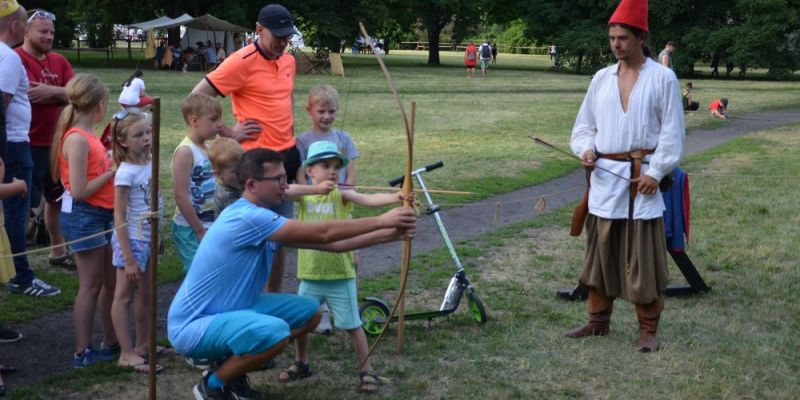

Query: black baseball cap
[257,4,297,37]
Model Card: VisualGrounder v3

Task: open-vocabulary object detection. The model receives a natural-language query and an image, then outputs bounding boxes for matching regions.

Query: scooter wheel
[466,290,488,324]
[360,300,390,336]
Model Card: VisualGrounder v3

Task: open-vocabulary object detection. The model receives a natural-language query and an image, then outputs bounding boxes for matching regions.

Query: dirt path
[5,108,800,387]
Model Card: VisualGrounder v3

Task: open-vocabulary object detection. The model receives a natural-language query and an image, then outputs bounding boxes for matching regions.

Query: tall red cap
[608,0,649,32]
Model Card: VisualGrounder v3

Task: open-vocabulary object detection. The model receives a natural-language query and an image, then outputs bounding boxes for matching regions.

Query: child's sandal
[278,361,312,382]
[359,370,387,394]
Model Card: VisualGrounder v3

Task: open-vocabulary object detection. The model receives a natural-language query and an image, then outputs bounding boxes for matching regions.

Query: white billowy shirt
[570,57,684,220]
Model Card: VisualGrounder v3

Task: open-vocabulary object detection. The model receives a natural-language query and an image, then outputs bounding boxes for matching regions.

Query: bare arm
[284,180,334,200]
[0,158,26,199]
[114,186,140,280]
[190,79,260,142]
[340,188,403,207]
[63,134,115,200]
[172,146,207,240]
[268,206,416,245]
[344,161,356,186]
[660,54,670,67]
[289,227,412,253]
[28,82,68,105]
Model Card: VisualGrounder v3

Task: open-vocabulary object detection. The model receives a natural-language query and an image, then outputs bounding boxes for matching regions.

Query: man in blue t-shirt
[168,148,416,399]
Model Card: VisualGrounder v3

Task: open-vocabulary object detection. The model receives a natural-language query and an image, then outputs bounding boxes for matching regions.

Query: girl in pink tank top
[50,74,121,367]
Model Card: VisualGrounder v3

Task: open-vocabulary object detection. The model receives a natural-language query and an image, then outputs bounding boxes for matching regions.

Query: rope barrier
[0,211,159,259]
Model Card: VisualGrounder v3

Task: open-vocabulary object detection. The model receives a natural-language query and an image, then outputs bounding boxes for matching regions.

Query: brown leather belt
[597,149,655,201]
[596,149,655,268]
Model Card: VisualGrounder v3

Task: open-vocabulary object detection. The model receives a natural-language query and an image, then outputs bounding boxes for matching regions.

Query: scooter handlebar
[389,161,444,186]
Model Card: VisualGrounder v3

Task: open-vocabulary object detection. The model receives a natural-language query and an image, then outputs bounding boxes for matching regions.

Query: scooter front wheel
[359,300,391,336]
[466,290,488,324]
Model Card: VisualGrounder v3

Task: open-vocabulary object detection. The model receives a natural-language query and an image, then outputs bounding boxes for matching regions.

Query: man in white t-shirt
[0,0,60,297]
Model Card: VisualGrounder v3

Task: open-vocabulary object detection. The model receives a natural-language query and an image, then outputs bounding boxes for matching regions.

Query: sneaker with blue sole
[74,346,115,368]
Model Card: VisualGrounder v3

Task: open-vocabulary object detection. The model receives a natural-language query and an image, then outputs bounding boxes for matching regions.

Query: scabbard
[570,169,592,237]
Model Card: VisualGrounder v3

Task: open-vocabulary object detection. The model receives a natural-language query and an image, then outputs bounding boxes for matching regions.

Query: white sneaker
[315,305,333,335]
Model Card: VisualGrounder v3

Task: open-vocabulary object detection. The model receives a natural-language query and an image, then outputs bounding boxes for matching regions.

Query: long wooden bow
[359,22,414,358]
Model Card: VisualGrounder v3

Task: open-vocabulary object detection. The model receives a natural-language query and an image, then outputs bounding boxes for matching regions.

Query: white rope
[0,211,159,259]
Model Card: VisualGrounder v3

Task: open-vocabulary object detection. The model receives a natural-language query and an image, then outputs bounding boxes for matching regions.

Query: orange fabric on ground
[206,43,296,151]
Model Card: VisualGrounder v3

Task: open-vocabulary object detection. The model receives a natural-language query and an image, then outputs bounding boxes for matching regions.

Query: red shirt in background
[15,48,74,146]
[708,99,723,111]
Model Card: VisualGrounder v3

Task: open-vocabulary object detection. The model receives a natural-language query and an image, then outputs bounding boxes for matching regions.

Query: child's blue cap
[302,141,349,168]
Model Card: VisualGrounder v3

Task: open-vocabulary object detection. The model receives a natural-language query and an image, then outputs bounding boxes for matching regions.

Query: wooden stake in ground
[148,98,161,400]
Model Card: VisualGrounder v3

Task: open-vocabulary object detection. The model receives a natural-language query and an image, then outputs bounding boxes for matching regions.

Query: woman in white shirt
[118,70,153,109]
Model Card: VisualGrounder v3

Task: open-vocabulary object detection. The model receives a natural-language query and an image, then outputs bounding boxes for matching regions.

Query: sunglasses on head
[28,10,56,23]
[112,109,135,138]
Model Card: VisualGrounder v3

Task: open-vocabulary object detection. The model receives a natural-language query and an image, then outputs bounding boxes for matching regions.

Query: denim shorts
[60,201,113,252]
[111,234,151,271]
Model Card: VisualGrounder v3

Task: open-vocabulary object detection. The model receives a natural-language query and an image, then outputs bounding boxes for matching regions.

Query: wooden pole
[148,98,161,400]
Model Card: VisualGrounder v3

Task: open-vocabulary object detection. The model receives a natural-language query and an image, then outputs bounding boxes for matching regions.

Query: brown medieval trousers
[581,214,668,305]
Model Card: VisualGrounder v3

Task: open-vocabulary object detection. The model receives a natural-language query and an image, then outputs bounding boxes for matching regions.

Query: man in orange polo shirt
[191,4,300,292]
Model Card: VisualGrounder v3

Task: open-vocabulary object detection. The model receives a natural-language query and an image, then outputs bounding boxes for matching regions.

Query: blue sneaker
[73,346,115,368]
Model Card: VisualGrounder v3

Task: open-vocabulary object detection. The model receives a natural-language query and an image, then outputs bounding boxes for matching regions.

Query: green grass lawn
[11,123,800,399]
[2,48,800,323]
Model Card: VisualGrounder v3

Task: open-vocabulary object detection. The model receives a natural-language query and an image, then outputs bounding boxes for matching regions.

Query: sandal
[359,370,389,394]
[118,360,164,375]
[278,361,312,382]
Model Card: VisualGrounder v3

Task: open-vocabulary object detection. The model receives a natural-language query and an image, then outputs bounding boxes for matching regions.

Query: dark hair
[667,41,677,48]
[236,148,286,190]
[122,70,143,88]
[608,23,652,58]
[686,82,693,89]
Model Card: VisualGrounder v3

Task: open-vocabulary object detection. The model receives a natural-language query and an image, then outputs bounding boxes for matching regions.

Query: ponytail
[50,74,109,182]
[50,104,76,182]
[122,69,143,88]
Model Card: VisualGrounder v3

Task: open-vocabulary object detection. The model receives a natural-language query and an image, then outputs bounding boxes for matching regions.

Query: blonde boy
[171,93,222,271]
[280,141,409,393]
[296,84,359,186]
[297,84,360,333]
[208,137,244,217]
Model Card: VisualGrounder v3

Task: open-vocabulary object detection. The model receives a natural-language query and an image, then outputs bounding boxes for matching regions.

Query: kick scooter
[359,161,488,335]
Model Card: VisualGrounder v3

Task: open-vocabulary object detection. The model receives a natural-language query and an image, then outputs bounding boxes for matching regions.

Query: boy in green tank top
[283,141,411,393]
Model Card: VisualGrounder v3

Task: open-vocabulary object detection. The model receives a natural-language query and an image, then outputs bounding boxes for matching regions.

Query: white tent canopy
[131,13,251,54]
[130,14,194,31]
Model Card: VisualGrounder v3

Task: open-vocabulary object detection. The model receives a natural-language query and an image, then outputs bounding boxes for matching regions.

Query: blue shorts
[172,222,200,272]
[60,201,113,253]
[111,234,151,271]
[298,279,362,330]
[187,293,320,360]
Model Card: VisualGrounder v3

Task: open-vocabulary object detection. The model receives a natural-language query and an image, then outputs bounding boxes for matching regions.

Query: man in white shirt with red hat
[567,0,684,352]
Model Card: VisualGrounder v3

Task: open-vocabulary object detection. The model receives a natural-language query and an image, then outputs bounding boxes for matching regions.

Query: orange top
[206,42,296,151]
[59,127,115,209]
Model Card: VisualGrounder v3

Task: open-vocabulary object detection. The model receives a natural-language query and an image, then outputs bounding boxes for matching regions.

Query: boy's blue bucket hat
[302,141,349,167]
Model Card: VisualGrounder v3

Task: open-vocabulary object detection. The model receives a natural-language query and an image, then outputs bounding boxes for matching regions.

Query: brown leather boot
[565,288,613,338]
[636,295,664,352]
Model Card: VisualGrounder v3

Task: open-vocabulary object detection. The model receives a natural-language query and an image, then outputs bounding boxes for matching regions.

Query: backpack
[480,44,491,58]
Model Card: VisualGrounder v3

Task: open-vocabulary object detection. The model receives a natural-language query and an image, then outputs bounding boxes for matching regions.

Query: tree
[386,0,490,65]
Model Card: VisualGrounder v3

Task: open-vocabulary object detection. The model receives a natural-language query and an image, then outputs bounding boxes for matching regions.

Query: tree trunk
[426,27,442,65]
[576,51,584,74]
